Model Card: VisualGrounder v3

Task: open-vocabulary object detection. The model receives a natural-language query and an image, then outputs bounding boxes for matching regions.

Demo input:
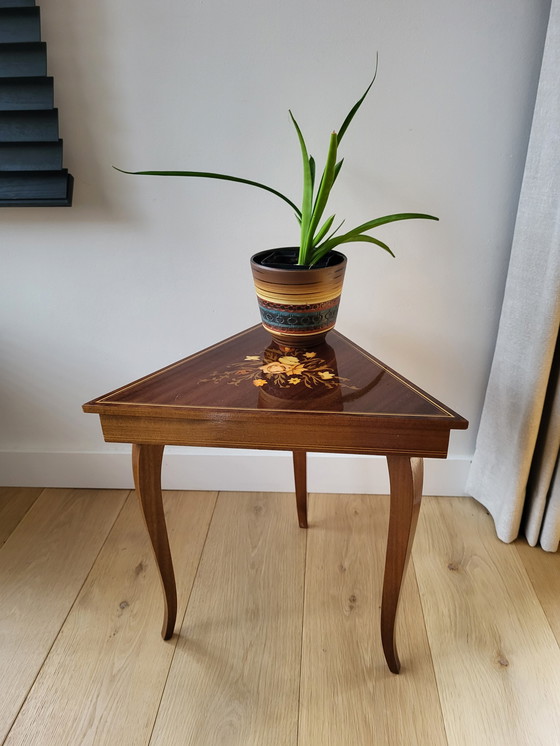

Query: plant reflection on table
[198,338,386,412]
[256,341,351,410]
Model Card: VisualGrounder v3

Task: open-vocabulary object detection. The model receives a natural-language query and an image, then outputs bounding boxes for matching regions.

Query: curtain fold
[523,336,560,547]
[466,0,560,551]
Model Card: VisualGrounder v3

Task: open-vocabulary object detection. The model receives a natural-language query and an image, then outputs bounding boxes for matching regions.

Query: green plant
[115,61,438,267]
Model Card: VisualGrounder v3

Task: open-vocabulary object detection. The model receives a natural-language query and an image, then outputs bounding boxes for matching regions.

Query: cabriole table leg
[381,455,424,673]
[132,443,177,640]
[292,450,308,528]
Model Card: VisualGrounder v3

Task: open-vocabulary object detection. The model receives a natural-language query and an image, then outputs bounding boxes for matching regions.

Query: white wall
[0,0,552,493]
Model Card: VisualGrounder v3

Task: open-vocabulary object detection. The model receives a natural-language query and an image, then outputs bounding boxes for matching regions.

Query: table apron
[98,414,451,458]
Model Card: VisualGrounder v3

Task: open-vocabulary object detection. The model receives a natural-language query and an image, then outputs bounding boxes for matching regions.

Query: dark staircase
[0,0,73,206]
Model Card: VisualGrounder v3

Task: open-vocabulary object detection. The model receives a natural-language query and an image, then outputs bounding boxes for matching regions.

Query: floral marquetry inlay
[198,345,358,391]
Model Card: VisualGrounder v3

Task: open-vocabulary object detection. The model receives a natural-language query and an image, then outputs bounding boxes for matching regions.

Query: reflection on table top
[84,325,468,428]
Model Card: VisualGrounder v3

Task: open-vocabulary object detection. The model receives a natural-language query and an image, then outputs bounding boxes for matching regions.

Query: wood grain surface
[2,488,559,746]
[299,492,446,746]
[0,486,42,547]
[83,325,467,459]
[4,490,217,746]
[516,538,560,645]
[150,491,306,746]
[0,488,128,742]
[413,497,560,746]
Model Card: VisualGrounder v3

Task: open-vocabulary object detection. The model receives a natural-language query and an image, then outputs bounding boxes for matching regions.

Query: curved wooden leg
[381,455,424,673]
[132,444,177,640]
[292,450,308,528]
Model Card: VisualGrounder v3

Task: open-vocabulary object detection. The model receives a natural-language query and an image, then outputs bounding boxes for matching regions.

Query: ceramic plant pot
[250,248,347,347]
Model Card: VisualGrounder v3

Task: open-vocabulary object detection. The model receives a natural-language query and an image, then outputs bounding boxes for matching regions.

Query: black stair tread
[0,108,59,141]
[0,42,46,77]
[0,168,73,203]
[0,139,62,169]
[0,1,36,7]
[0,7,41,43]
[0,76,53,109]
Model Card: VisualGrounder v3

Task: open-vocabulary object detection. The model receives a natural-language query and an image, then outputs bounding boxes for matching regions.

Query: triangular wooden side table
[84,325,468,674]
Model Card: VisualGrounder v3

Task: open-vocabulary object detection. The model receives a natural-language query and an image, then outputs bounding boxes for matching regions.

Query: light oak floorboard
[4,490,217,746]
[150,491,307,746]
[0,488,128,742]
[0,488,43,548]
[299,493,446,746]
[516,538,560,646]
[413,497,560,746]
[3,490,560,746]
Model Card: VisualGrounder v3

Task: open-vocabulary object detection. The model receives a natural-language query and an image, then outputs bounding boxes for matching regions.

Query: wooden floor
[1,487,559,746]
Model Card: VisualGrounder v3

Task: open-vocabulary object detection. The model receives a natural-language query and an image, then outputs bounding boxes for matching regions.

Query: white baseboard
[0,449,472,496]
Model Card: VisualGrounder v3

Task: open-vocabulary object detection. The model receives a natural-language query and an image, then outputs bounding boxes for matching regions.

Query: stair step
[0,140,62,170]
[0,108,58,140]
[0,42,46,77]
[0,76,53,109]
[0,169,73,204]
[0,1,36,7]
[0,2,73,206]
[0,7,40,43]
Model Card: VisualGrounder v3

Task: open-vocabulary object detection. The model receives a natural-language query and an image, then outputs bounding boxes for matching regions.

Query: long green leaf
[309,156,316,191]
[337,54,379,144]
[307,132,338,250]
[340,212,439,236]
[312,211,439,263]
[312,214,336,246]
[333,158,344,185]
[310,156,342,218]
[312,233,395,265]
[288,111,314,263]
[113,167,301,217]
[310,157,343,219]
[324,218,345,243]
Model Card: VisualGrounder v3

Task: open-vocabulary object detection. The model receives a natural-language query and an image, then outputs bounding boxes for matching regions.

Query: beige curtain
[466,0,560,552]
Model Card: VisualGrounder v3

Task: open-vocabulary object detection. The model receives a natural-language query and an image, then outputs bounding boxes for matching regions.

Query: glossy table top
[84,326,467,458]
[84,325,467,426]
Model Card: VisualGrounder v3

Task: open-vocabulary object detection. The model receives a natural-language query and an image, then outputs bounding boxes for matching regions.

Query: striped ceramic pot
[250,248,347,348]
